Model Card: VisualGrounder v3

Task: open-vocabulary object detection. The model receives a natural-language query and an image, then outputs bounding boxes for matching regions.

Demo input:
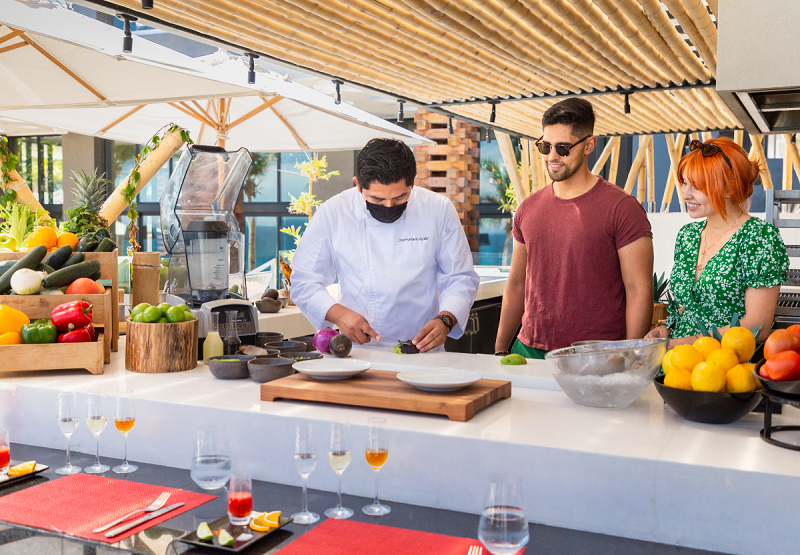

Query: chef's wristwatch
[437,313,454,332]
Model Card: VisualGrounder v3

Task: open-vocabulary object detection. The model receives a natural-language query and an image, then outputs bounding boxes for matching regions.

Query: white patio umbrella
[0,1,430,150]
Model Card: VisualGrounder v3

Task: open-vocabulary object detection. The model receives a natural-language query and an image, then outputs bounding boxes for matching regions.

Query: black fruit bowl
[654,375,763,424]
[753,360,800,395]
[278,352,323,362]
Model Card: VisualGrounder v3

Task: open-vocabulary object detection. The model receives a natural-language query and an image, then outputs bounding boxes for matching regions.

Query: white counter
[0,343,797,555]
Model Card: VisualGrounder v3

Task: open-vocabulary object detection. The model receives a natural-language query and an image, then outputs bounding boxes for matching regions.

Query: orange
[693,336,721,360]
[664,368,693,390]
[661,349,676,374]
[670,345,705,373]
[25,227,57,250]
[0,331,22,345]
[721,327,757,364]
[691,361,726,392]
[56,232,79,250]
[705,348,740,373]
[726,363,758,393]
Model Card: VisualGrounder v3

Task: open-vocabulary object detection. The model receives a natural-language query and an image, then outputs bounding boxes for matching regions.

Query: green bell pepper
[21,318,58,344]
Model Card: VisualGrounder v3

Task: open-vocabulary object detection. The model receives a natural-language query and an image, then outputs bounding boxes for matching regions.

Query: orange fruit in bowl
[670,345,705,373]
[705,348,740,373]
[693,336,721,360]
[721,327,756,364]
[56,232,79,250]
[691,361,726,392]
[726,363,758,393]
[26,227,57,249]
[664,368,693,390]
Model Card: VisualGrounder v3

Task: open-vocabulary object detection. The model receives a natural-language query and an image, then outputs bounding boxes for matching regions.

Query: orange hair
[677,137,761,219]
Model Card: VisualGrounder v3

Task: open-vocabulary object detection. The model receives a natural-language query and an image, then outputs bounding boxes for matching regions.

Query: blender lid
[185,220,230,234]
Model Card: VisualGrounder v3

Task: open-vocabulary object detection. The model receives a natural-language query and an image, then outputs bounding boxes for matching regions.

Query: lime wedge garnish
[196,522,213,542]
[218,529,235,547]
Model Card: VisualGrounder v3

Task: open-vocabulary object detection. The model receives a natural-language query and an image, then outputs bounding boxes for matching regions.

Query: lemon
[251,510,280,532]
[726,363,758,393]
[705,349,740,373]
[218,529,235,547]
[661,349,676,374]
[721,327,757,363]
[249,520,271,532]
[693,336,721,360]
[664,368,693,390]
[196,522,213,542]
[500,354,527,365]
[670,345,705,373]
[691,361,726,392]
[8,460,35,477]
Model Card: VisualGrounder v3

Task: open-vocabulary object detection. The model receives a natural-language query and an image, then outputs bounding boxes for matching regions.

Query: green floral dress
[667,217,789,338]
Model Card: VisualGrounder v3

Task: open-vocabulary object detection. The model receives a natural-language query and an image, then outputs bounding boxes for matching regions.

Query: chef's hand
[413,315,453,353]
[326,304,380,345]
[645,325,669,339]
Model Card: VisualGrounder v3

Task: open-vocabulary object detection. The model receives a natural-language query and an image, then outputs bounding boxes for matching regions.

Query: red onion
[313,327,340,353]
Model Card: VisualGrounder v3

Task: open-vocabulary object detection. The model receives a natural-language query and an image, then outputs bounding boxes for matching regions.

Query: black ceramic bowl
[265,340,310,354]
[278,351,323,362]
[753,359,800,395]
[247,357,296,383]
[654,375,763,424]
[256,332,284,348]
[255,299,282,313]
[290,335,318,352]
[208,355,255,379]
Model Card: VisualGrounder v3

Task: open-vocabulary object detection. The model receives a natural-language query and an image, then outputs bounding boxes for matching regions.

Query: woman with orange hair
[647,137,788,345]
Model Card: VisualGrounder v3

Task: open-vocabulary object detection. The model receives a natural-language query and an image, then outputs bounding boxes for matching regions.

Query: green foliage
[279,224,306,247]
[696,312,765,343]
[0,136,19,187]
[653,272,669,303]
[280,155,337,246]
[61,169,111,240]
[295,156,339,185]
[0,195,56,248]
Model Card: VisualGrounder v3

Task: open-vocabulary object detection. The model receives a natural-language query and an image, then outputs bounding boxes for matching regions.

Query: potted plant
[652,272,670,329]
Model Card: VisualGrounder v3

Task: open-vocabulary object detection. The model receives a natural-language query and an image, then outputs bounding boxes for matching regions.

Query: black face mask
[365,200,408,223]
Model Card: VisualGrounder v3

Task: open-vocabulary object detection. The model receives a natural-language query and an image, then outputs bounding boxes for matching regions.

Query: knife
[105,502,185,538]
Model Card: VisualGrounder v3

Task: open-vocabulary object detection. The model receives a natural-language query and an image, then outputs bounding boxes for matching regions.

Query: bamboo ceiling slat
[660,0,716,75]
[706,0,719,19]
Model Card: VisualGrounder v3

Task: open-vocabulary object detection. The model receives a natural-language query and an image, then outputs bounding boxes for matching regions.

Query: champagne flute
[362,417,390,516]
[477,474,530,555]
[84,390,110,474]
[0,429,9,477]
[55,391,81,475]
[291,423,319,525]
[112,390,137,474]
[324,421,353,519]
[190,426,232,490]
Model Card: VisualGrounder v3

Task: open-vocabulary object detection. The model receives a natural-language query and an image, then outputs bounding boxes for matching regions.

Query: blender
[159,144,259,349]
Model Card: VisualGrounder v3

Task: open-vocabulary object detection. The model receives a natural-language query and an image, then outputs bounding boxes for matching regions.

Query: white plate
[293,359,372,380]
[396,368,482,392]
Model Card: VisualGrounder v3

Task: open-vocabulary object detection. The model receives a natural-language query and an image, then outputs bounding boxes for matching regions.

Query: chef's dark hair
[356,138,416,189]
[542,98,595,138]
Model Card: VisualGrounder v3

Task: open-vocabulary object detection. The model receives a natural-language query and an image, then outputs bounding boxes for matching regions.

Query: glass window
[141,215,165,253]
[244,153,278,202]
[14,136,63,206]
[280,152,312,202]
[279,216,308,251]
[244,216,278,273]
[479,139,508,204]
[475,218,513,266]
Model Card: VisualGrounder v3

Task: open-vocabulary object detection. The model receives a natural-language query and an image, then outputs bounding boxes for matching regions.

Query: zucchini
[77,236,98,252]
[63,253,85,268]
[0,260,14,275]
[88,271,102,281]
[0,245,48,293]
[43,245,73,270]
[93,238,117,252]
[42,259,101,289]
[36,263,55,274]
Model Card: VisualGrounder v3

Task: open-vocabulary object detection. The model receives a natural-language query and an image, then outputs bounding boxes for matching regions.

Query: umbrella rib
[0,41,26,55]
[270,105,309,149]
[227,96,283,130]
[0,29,25,45]
[191,100,215,125]
[169,102,216,128]
[100,105,146,133]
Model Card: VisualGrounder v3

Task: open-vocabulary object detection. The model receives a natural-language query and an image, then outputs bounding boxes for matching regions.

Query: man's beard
[547,161,578,182]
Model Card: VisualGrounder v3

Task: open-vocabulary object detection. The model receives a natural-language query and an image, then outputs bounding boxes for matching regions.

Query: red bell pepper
[51,301,92,332]
[57,324,93,343]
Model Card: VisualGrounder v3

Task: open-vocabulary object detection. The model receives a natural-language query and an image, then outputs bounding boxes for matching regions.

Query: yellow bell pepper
[0,304,30,335]
[0,332,22,345]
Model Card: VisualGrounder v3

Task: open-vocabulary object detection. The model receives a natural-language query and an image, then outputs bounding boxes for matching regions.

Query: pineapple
[71,169,108,213]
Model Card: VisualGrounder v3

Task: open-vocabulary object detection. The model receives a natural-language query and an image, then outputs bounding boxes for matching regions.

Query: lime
[218,529,235,547]
[500,353,527,365]
[142,306,162,323]
[132,312,145,323]
[131,303,150,317]
[183,312,196,321]
[196,522,213,542]
[166,306,185,323]
[156,302,172,315]
[157,316,169,324]
[179,304,192,313]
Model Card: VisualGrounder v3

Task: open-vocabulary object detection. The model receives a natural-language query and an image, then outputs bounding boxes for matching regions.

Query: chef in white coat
[290,138,480,352]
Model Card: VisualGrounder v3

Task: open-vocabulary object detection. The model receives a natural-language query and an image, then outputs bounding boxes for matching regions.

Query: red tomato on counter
[762,350,800,381]
[764,329,800,360]
[787,325,800,340]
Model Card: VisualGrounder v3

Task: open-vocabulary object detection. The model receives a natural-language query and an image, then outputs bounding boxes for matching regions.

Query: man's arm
[618,236,654,339]
[495,239,527,353]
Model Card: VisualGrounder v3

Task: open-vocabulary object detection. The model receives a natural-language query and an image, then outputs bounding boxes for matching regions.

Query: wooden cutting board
[260,369,511,421]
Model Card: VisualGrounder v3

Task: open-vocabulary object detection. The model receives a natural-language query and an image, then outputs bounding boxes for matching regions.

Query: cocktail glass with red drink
[0,429,9,477]
[228,471,253,526]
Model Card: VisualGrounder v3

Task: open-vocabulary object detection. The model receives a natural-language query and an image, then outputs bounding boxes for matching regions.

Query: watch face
[440,315,454,329]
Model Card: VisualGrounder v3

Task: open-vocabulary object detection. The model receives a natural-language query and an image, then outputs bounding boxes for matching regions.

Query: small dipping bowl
[255,300,282,313]
[252,348,282,359]
[248,357,296,383]
[208,355,255,379]
[290,335,318,352]
[256,332,284,348]
[266,340,311,354]
[278,352,323,362]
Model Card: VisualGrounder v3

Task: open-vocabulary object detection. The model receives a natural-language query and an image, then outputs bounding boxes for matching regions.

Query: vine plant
[0,136,19,190]
[122,125,192,255]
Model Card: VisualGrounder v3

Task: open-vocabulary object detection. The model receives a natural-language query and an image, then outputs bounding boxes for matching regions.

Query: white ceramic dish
[293,359,372,380]
[396,368,482,392]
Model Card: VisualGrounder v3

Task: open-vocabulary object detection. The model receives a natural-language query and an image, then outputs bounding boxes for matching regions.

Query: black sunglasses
[535,135,591,157]
[689,139,733,170]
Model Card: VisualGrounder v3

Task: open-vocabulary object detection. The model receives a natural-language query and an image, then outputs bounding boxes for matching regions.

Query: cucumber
[0,245,48,293]
[88,271,102,281]
[76,236,98,252]
[42,259,101,289]
[63,253,85,268]
[0,260,14,275]
[93,238,117,252]
[43,245,73,270]
[36,263,55,274]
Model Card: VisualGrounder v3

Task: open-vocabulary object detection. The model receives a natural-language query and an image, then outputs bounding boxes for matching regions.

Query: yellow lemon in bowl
[691,361,726,392]
[725,363,758,393]
[693,336,721,360]
[670,345,705,373]
[721,327,756,364]
[705,349,740,373]
[664,368,693,390]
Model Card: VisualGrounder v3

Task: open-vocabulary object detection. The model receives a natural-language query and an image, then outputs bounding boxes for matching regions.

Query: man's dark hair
[541,98,595,138]
[356,138,416,189]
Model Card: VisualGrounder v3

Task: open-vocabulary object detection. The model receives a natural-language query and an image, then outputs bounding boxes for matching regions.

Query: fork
[467,546,483,555]
[92,492,171,533]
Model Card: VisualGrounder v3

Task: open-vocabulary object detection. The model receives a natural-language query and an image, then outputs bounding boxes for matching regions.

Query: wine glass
[324,421,353,519]
[477,474,530,555]
[190,426,232,490]
[84,390,110,474]
[291,423,319,525]
[112,390,137,474]
[362,417,390,516]
[228,471,253,526]
[0,429,9,477]
[55,391,81,475]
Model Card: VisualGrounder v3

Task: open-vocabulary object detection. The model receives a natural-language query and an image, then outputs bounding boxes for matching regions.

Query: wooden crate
[3,333,105,374]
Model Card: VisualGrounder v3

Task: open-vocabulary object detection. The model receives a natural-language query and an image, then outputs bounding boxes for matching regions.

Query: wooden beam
[624,135,652,194]
[749,134,773,189]
[608,141,620,185]
[646,138,655,206]
[528,139,540,192]
[271,105,309,149]
[494,131,527,203]
[169,102,216,128]
[228,96,283,130]
[520,139,531,197]
[636,163,646,203]
[661,133,686,211]
[734,130,744,147]
[591,136,620,175]
[785,135,800,188]
[100,105,146,133]
[784,135,793,190]
[701,131,713,142]
[0,29,25,45]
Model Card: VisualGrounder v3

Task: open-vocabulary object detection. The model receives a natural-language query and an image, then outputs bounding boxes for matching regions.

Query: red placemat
[0,473,215,543]
[274,519,525,555]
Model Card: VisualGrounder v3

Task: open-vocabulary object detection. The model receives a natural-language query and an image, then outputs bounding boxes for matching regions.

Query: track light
[333,80,344,105]
[489,102,497,123]
[516,137,522,150]
[448,117,454,134]
[397,100,405,124]
[142,0,153,8]
[623,93,631,115]
[246,53,259,85]
[116,14,137,54]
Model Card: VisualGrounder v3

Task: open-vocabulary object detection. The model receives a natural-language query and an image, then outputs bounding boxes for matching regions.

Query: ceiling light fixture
[246,52,259,84]
[489,102,497,123]
[116,14,137,54]
[448,117,454,134]
[623,93,631,115]
[397,100,405,124]
[333,80,344,105]
[142,0,153,8]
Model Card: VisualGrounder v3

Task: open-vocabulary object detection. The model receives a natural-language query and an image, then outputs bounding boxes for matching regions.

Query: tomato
[788,325,800,340]
[762,350,800,381]
[764,329,800,360]
[760,365,771,379]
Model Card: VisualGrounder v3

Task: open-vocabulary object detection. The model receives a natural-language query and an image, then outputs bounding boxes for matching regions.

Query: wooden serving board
[260,369,511,422]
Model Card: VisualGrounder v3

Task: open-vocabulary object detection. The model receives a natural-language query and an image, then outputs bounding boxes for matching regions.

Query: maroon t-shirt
[512,177,652,351]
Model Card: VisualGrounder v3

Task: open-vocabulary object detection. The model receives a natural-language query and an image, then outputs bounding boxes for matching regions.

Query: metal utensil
[467,546,483,555]
[92,491,171,533]
[105,502,185,538]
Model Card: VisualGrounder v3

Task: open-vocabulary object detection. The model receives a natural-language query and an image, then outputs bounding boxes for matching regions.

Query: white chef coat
[290,186,479,348]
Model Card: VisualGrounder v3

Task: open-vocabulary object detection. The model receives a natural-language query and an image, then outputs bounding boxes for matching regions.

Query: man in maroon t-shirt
[495,98,653,357]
